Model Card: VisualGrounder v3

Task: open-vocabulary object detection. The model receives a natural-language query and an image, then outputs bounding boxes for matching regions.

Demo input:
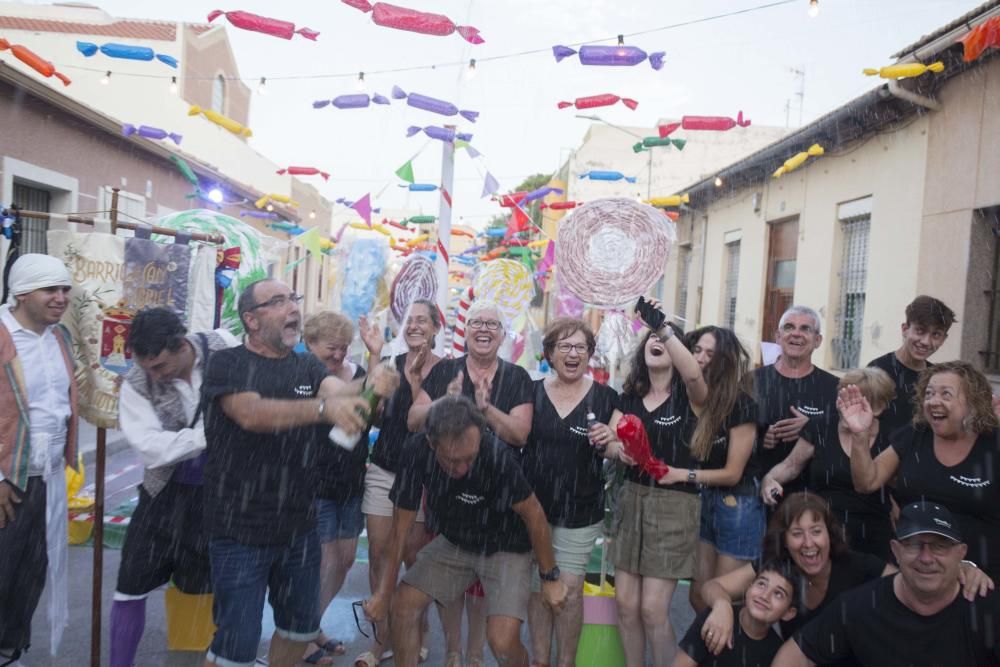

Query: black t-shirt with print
[522,380,619,528]
[867,352,927,442]
[390,431,534,555]
[752,364,840,495]
[680,606,784,667]
[314,363,367,502]
[370,354,413,474]
[891,425,1000,576]
[202,346,328,545]
[701,392,760,489]
[796,575,1000,666]
[806,417,892,518]
[618,375,698,490]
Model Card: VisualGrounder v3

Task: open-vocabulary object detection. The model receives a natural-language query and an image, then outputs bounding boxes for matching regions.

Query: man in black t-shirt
[773,501,1000,667]
[200,279,396,667]
[364,396,567,667]
[753,305,839,496]
[867,295,955,440]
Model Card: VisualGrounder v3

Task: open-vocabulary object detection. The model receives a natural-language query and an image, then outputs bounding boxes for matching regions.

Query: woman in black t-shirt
[842,360,1000,575]
[522,318,622,667]
[760,367,897,560]
[355,300,441,667]
[676,326,763,614]
[609,307,709,667]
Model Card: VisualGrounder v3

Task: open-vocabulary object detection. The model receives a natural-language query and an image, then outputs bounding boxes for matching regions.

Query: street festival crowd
[3,253,1000,667]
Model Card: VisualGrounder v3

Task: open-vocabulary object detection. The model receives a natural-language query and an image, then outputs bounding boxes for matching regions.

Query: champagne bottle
[587,412,607,454]
[329,386,380,450]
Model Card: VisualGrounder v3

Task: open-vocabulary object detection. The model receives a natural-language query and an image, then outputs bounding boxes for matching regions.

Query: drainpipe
[886,78,940,111]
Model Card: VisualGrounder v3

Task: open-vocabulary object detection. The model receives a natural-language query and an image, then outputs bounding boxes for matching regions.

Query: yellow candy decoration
[527,239,549,249]
[188,105,253,137]
[645,193,690,208]
[863,61,944,79]
[406,234,431,247]
[773,144,824,178]
[254,193,299,209]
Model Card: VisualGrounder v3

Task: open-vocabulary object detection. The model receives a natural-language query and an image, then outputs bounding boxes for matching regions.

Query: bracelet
[961,559,979,569]
[658,324,674,340]
[317,398,327,418]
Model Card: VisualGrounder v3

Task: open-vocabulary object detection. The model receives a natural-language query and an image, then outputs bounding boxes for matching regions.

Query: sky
[44,0,986,227]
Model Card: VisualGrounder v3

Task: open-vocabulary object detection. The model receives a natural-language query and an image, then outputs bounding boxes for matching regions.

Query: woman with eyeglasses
[521,318,622,667]
[409,300,534,667]
[842,360,1000,576]
[607,299,708,667]
[354,299,441,667]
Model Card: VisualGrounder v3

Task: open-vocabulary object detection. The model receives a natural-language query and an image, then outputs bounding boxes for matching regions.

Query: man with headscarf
[0,254,78,667]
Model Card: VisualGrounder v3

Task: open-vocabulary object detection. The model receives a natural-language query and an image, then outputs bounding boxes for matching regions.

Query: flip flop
[303,648,334,665]
[321,639,346,656]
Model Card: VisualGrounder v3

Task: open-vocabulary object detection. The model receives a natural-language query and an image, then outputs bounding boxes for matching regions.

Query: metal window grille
[212,75,226,114]
[677,246,692,323]
[983,211,1000,373]
[724,241,741,329]
[832,215,870,369]
[11,183,51,254]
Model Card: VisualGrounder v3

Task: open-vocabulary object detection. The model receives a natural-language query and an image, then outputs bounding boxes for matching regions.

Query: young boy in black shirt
[676,559,799,667]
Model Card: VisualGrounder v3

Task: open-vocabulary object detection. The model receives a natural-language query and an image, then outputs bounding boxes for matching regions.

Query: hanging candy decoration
[452,229,475,238]
[207,9,319,40]
[960,16,1000,62]
[383,219,412,231]
[254,193,299,209]
[406,126,472,143]
[342,0,484,44]
[663,210,679,221]
[773,144,824,178]
[863,62,944,79]
[540,201,581,210]
[523,186,565,203]
[392,85,479,122]
[483,227,508,238]
[553,44,665,70]
[276,166,330,180]
[579,171,637,183]
[390,254,438,324]
[398,183,438,191]
[76,41,177,68]
[0,38,71,85]
[617,414,670,480]
[558,93,638,110]
[473,258,534,326]
[122,123,182,145]
[402,215,437,225]
[169,155,198,186]
[556,198,677,308]
[188,105,252,137]
[240,210,280,220]
[658,111,751,137]
[405,234,430,247]
[632,137,686,153]
[312,93,390,109]
[645,194,689,207]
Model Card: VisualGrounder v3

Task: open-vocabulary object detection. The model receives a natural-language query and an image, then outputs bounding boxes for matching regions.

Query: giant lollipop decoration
[556,198,676,308]
[473,259,534,326]
[342,0,484,43]
[390,254,438,324]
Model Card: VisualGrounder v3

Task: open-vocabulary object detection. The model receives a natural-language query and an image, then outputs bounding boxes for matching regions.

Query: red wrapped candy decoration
[277,166,330,180]
[558,94,638,111]
[207,10,319,40]
[342,0,484,44]
[616,414,670,480]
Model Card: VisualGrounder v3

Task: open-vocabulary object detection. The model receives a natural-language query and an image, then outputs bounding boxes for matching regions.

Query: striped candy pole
[436,125,456,355]
[453,285,474,355]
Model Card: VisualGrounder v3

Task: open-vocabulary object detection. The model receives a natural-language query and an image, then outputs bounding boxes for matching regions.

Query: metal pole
[1,209,224,245]
[435,125,456,352]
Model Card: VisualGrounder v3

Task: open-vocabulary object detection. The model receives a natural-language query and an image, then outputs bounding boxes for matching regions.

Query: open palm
[837,384,873,434]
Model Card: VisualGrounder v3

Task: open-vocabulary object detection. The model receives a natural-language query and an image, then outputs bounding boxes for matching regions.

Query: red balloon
[617,414,671,480]
[558,93,638,111]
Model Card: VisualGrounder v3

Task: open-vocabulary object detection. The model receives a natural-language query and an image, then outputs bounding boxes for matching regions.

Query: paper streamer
[556,198,676,308]
[390,254,437,324]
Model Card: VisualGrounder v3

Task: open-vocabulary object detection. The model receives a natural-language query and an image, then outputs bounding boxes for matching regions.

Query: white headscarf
[6,253,73,305]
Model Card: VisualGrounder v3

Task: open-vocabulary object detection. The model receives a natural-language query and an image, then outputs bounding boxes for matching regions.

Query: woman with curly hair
[842,360,1000,575]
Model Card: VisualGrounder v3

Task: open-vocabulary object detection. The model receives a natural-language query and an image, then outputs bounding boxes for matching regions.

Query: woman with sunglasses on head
[522,318,623,667]
[607,298,708,667]
[409,300,534,667]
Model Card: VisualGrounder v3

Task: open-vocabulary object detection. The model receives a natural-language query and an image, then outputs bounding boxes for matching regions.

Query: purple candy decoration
[524,186,565,203]
[552,45,577,62]
[392,85,479,123]
[315,93,391,109]
[122,123,182,145]
[240,210,279,220]
[553,44,666,70]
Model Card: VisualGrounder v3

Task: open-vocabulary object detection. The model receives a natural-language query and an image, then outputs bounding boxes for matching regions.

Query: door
[761,218,799,342]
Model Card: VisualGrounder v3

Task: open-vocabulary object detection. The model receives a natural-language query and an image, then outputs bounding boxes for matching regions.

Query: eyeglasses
[468,318,502,331]
[248,292,303,312]
[352,601,381,644]
[898,538,957,556]
[556,342,589,355]
[781,323,817,335]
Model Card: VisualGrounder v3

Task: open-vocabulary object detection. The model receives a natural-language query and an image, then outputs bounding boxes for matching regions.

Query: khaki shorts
[402,535,531,620]
[530,521,602,591]
[610,481,700,579]
[362,463,425,522]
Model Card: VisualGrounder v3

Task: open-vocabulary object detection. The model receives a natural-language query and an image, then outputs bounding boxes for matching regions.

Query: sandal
[445,651,462,667]
[418,646,429,663]
[354,651,378,667]
[303,648,334,665]
[321,639,346,656]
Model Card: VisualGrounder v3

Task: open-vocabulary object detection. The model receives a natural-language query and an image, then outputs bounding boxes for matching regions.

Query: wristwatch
[539,566,561,582]
[687,469,697,483]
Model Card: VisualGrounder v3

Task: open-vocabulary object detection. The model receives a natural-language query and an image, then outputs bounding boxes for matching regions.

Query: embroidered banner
[122,236,190,316]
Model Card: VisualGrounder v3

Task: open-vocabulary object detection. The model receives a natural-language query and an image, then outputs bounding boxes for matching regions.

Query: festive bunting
[395,159,415,183]
[207,9,319,40]
[188,105,252,137]
[295,226,324,258]
[76,41,177,68]
[406,125,473,143]
[342,0,484,44]
[658,112,751,137]
[122,123,181,145]
[558,93,637,110]
[553,44,665,70]
[579,171,636,183]
[961,16,1000,62]
[0,38,71,85]
[392,85,479,122]
[773,144,824,178]
[276,166,329,180]
[481,172,500,198]
[312,93,390,109]
[351,193,373,226]
[863,62,944,78]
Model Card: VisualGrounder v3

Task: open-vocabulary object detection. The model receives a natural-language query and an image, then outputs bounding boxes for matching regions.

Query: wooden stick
[2,208,225,245]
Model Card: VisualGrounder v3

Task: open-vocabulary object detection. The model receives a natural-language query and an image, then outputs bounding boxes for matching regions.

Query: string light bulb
[355,72,366,91]
[169,76,178,94]
[808,0,820,17]
[266,204,275,212]
[100,70,111,85]
[257,77,267,95]
[465,58,476,80]
[714,176,723,187]
[309,210,317,220]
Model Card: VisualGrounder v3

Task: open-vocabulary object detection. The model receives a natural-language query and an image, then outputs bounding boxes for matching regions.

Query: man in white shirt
[0,254,77,667]
[109,307,238,667]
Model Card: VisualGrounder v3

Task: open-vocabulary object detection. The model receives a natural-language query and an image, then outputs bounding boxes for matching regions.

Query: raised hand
[404,344,428,385]
[837,385,873,435]
[446,371,464,398]
[474,375,492,412]
[358,315,384,359]
[370,361,400,398]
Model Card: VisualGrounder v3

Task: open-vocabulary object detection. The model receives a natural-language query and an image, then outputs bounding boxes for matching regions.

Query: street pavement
[21,432,695,666]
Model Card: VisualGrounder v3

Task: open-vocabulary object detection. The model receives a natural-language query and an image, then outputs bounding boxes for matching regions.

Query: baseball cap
[895,501,962,543]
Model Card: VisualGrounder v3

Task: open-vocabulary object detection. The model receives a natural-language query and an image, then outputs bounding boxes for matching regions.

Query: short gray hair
[466,299,505,330]
[237,278,276,328]
[778,305,822,335]
[426,396,486,443]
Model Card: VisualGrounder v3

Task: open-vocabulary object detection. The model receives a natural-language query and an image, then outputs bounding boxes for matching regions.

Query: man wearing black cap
[773,501,1000,666]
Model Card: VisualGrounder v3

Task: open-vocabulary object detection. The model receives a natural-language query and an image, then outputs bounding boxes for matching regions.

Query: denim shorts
[698,486,766,562]
[206,530,321,667]
[316,496,364,543]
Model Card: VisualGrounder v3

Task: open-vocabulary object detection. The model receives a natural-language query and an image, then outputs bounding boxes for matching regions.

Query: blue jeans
[315,496,364,543]
[206,530,321,667]
[699,487,766,561]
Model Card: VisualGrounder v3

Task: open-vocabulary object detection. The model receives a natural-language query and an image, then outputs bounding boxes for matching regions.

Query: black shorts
[116,481,211,596]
